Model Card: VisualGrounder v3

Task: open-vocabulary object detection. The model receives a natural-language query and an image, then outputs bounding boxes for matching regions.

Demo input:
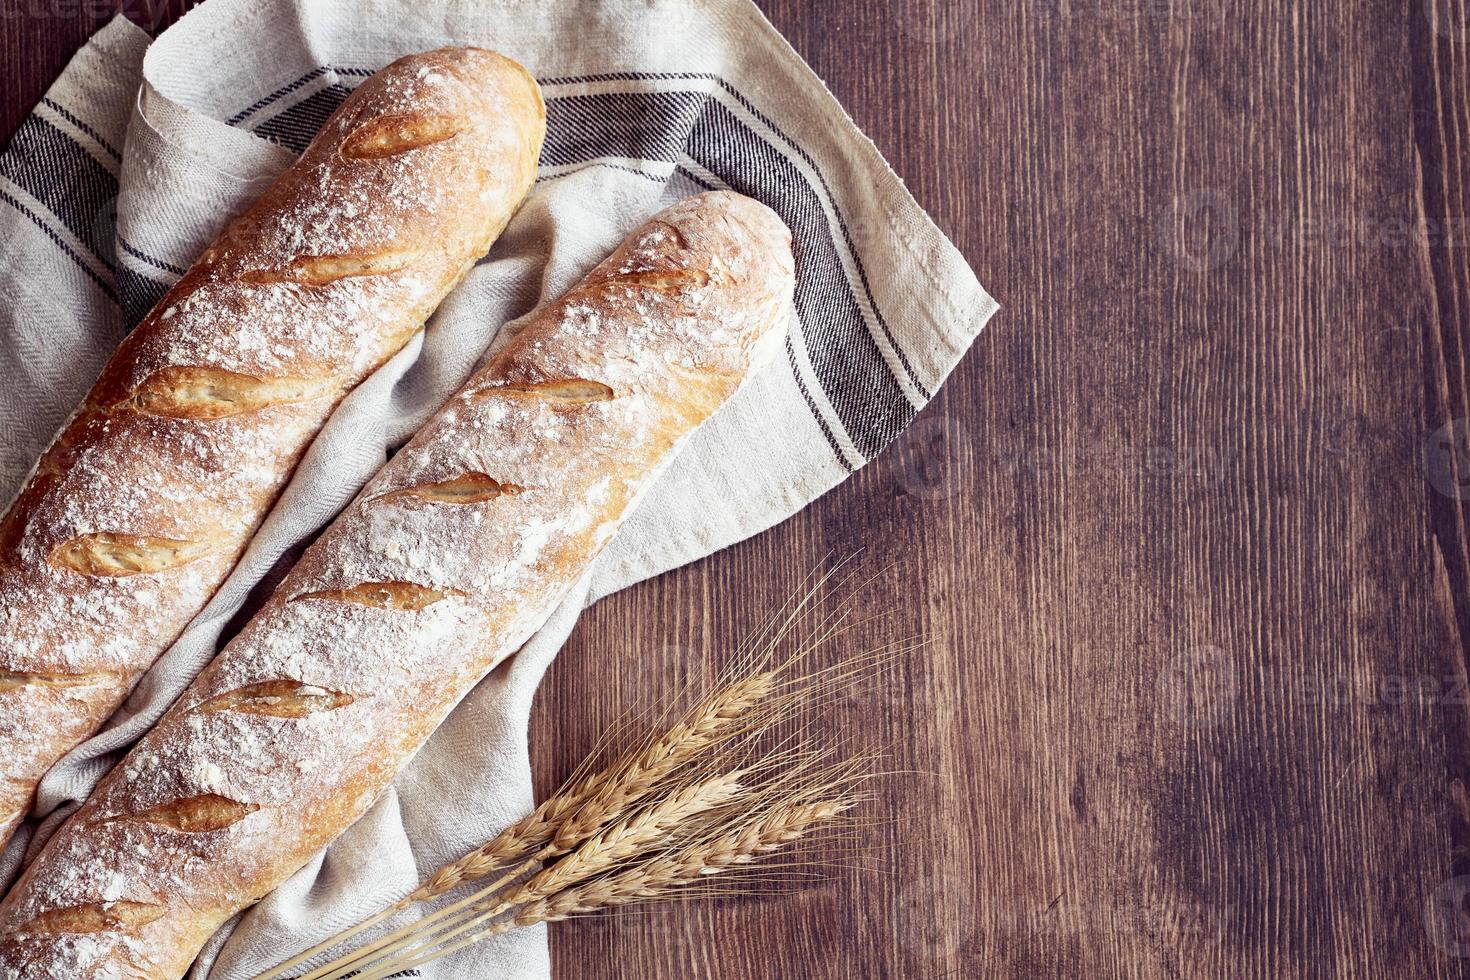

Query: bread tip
[694,190,791,246]
[387,46,542,109]
[454,47,545,125]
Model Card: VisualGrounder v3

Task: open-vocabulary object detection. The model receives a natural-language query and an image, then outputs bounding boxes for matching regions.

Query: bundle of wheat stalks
[258,576,895,980]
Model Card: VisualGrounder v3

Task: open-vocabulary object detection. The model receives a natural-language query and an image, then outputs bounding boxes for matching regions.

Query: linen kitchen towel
[0,0,996,975]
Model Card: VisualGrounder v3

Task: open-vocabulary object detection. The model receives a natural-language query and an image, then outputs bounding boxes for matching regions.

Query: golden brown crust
[0,190,794,978]
[0,47,546,852]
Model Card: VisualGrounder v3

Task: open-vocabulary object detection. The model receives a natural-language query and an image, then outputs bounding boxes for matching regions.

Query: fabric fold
[0,2,996,976]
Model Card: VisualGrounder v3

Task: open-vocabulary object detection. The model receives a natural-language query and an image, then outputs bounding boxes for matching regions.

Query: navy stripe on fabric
[711,80,931,400]
[0,116,175,322]
[0,117,118,270]
[252,84,355,153]
[226,65,373,126]
[538,161,665,186]
[232,72,918,463]
[1,65,924,467]
[118,265,170,328]
[41,98,122,161]
[0,187,115,300]
[119,238,187,278]
[538,71,719,86]
[542,91,707,169]
[539,73,928,404]
[673,164,719,192]
[784,334,855,472]
[684,98,915,460]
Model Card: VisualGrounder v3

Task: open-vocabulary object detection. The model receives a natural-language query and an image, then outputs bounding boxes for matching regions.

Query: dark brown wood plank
[2,2,1468,978]
[0,2,176,143]
[544,2,1470,978]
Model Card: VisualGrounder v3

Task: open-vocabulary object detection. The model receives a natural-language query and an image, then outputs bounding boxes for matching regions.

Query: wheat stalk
[524,798,855,924]
[360,797,855,980]
[452,667,779,885]
[341,774,748,979]
[325,743,860,980]
[290,678,778,980]
[348,753,872,980]
[291,663,884,980]
[517,773,745,901]
[264,566,887,980]
[551,672,774,844]
[284,654,884,980]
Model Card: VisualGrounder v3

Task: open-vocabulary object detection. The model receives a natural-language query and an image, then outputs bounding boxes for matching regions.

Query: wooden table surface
[6,1,1470,977]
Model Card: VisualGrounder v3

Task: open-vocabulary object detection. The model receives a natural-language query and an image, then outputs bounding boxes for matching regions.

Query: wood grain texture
[4,1,1470,977]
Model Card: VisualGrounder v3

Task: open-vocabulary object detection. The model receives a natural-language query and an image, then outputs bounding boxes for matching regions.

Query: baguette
[0,47,545,851]
[0,190,793,977]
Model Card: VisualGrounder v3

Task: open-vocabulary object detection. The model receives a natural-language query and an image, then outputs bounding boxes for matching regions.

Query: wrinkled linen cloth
[0,0,996,975]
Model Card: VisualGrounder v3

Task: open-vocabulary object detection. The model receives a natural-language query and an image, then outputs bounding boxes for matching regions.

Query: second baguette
[0,190,794,978]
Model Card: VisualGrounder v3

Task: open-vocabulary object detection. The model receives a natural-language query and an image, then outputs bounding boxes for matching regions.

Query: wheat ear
[346,774,747,979]
[265,563,875,980]
[291,677,774,980]
[339,742,865,980]
[512,773,745,904]
[525,798,856,923]
[364,798,854,980]
[549,672,773,847]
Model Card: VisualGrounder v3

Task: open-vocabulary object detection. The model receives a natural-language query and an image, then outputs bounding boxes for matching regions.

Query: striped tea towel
[0,0,997,976]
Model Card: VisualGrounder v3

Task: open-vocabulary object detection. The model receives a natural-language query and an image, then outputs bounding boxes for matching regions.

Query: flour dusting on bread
[0,45,546,881]
[0,190,792,978]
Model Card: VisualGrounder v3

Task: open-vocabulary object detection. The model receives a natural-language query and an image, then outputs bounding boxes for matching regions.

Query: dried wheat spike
[512,799,852,927]
[505,774,744,905]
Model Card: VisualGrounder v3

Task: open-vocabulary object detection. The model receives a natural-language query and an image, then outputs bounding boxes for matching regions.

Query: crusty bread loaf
[0,190,793,978]
[0,47,545,851]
